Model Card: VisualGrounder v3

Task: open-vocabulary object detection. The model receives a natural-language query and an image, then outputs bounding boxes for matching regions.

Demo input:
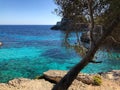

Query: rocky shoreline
[0,70,120,90]
[0,42,2,46]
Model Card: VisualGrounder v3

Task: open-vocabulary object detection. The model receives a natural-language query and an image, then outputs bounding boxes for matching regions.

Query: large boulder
[43,70,67,83]
[43,70,95,85]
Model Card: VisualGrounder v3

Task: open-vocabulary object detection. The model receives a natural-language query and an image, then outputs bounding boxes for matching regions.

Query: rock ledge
[0,70,120,90]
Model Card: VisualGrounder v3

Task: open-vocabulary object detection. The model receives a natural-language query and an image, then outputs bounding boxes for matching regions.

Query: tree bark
[88,0,95,47]
[52,16,119,90]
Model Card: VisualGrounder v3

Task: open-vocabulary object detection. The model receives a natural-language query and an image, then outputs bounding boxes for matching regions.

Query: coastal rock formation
[0,78,53,90]
[0,70,120,90]
[101,70,120,81]
[43,70,96,85]
[51,25,61,30]
[43,70,67,83]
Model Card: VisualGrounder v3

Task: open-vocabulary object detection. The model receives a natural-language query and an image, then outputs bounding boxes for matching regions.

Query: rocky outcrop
[0,70,120,90]
[0,78,53,90]
[43,70,97,85]
[43,70,67,83]
[101,70,120,81]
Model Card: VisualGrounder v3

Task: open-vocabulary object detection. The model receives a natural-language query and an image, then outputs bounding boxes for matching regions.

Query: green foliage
[54,0,120,45]
[54,0,120,25]
[93,75,102,86]
[52,0,120,89]
[54,0,87,23]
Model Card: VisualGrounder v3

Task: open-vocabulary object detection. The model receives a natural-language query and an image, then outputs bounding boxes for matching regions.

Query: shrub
[93,75,102,86]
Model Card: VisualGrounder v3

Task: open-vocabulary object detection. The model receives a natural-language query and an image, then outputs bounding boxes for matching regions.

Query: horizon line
[0,24,55,25]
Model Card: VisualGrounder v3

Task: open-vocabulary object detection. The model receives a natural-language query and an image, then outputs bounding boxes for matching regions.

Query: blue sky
[0,0,61,25]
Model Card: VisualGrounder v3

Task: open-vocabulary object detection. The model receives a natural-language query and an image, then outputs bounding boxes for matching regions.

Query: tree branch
[52,16,120,90]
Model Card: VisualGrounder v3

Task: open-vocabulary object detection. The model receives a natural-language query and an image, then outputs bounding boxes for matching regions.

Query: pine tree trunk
[52,17,119,90]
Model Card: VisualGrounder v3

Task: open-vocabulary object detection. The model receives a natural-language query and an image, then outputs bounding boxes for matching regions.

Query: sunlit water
[0,25,120,83]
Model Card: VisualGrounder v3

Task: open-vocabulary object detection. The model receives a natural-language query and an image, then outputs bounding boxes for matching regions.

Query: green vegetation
[52,0,120,90]
[93,75,102,86]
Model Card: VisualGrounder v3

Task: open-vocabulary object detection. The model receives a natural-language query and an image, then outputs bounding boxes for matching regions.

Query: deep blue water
[0,25,120,83]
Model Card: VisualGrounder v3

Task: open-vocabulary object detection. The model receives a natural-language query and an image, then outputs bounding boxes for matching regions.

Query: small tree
[52,0,120,90]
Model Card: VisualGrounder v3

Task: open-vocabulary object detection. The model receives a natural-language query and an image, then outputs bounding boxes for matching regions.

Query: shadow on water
[61,29,120,73]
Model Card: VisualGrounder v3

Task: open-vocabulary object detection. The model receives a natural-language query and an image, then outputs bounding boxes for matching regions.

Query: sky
[0,0,61,25]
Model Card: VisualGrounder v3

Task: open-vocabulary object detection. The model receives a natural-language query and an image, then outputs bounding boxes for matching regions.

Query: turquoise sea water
[0,25,120,83]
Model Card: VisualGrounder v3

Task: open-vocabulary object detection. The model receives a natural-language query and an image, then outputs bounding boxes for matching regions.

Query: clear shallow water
[0,25,120,83]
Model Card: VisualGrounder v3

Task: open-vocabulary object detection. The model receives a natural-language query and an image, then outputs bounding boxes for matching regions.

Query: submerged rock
[41,48,71,59]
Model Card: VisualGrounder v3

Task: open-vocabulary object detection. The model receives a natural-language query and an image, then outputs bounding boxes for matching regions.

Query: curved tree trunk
[88,0,95,48]
[52,17,119,90]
